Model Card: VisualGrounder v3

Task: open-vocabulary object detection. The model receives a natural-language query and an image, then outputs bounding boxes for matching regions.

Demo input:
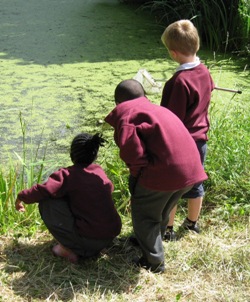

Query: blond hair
[161,20,200,56]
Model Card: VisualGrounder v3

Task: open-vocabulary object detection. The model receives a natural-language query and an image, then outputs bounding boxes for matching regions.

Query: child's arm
[118,125,149,178]
[16,168,68,204]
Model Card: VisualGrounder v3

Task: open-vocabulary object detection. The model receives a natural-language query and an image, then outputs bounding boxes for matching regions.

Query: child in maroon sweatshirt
[16,133,121,263]
[105,79,207,273]
[160,20,215,239]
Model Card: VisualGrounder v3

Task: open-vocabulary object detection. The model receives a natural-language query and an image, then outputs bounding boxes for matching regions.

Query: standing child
[160,19,215,240]
[105,79,207,273]
[15,133,122,263]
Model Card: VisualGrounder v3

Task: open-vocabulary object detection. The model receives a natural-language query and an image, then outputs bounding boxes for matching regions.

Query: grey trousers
[38,198,113,258]
[131,184,192,265]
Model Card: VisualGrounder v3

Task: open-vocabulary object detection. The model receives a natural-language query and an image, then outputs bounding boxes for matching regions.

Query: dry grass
[0,216,249,302]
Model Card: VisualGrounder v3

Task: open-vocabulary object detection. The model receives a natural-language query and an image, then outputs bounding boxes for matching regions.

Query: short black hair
[70,133,105,165]
[114,79,145,104]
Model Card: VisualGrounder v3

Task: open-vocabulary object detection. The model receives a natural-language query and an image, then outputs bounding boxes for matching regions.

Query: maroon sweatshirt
[18,163,122,239]
[105,97,208,191]
[161,63,215,141]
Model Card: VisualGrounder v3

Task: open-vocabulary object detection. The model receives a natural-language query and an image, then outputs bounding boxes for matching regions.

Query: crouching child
[15,133,122,263]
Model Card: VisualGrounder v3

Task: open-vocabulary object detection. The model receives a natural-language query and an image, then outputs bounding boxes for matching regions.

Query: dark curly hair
[70,133,106,165]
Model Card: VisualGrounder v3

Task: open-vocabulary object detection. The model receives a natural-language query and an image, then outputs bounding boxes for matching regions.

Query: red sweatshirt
[17,163,122,239]
[161,63,215,141]
[105,97,207,191]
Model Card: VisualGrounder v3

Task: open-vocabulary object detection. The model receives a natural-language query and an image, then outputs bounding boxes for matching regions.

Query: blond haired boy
[160,20,215,240]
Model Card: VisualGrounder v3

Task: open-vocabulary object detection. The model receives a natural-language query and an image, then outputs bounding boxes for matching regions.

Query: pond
[0,0,170,167]
[0,0,248,169]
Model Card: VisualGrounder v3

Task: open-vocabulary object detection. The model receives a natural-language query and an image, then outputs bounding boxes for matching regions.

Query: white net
[133,69,162,95]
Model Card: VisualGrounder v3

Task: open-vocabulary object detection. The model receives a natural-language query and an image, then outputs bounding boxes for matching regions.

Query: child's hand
[15,198,26,212]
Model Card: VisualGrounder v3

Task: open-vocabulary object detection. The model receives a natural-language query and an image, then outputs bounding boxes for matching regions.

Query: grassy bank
[0,60,249,300]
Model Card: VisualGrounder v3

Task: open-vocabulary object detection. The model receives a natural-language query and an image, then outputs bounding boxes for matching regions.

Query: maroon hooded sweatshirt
[17,163,122,239]
[105,96,207,192]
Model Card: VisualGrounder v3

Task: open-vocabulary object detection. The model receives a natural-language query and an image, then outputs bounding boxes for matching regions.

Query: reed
[131,0,250,53]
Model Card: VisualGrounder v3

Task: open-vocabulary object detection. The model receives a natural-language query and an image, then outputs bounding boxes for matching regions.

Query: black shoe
[163,228,176,241]
[129,235,140,246]
[181,218,200,233]
[133,256,165,274]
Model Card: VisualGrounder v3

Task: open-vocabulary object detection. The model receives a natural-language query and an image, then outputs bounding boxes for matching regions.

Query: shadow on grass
[0,0,164,65]
[1,0,248,68]
[2,236,141,301]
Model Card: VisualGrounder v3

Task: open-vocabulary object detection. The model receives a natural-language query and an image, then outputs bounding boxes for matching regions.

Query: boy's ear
[169,50,177,59]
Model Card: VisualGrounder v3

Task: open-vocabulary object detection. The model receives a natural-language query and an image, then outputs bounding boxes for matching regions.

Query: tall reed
[205,95,250,216]
[102,141,131,214]
[136,0,249,53]
[0,112,55,235]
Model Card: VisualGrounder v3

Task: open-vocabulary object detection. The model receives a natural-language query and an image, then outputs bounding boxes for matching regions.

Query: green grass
[204,97,250,215]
